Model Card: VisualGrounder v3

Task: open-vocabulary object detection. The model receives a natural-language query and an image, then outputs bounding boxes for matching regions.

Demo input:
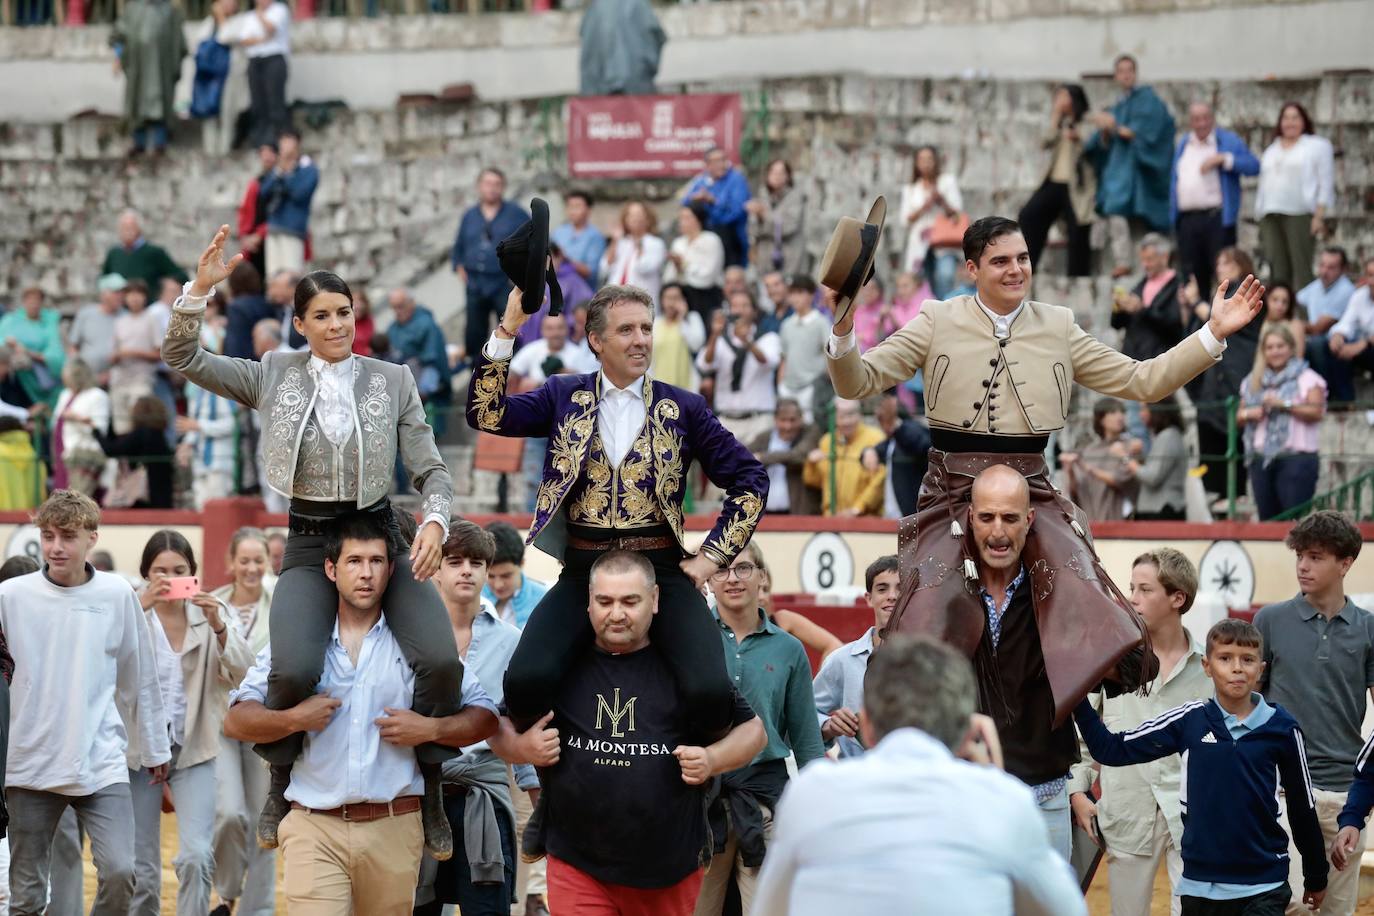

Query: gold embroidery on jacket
[704,491,765,563]
[567,437,613,524]
[472,359,510,432]
[535,390,597,519]
[649,400,685,544]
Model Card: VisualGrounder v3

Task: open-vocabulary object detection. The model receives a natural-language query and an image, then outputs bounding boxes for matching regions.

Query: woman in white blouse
[1255,101,1335,290]
[52,359,110,498]
[899,145,964,299]
[132,530,252,916]
[602,200,667,305]
[664,203,726,321]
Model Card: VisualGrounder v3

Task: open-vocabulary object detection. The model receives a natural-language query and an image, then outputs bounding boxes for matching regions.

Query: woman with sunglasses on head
[162,225,463,861]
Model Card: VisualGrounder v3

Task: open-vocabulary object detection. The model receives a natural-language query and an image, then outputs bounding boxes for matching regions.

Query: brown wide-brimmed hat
[818,196,887,327]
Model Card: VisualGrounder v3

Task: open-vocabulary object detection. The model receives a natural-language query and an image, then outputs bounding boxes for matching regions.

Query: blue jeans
[926,250,960,300]
[1249,453,1319,521]
[132,122,168,152]
[523,437,548,512]
[1038,784,1072,862]
[130,751,217,916]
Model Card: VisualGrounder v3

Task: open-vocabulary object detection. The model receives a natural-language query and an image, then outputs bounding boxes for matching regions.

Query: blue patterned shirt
[979,565,1027,651]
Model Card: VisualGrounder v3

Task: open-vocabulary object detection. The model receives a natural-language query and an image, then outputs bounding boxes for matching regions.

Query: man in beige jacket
[820,215,1264,836]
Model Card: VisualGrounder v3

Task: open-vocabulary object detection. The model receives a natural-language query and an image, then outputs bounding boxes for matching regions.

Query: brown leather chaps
[887,449,1153,725]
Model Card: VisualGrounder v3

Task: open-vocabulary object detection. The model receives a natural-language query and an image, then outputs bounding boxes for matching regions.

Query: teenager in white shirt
[0,490,170,916]
[130,530,253,916]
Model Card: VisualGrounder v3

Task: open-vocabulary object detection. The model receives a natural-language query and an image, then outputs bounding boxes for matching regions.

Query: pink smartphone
[163,576,200,599]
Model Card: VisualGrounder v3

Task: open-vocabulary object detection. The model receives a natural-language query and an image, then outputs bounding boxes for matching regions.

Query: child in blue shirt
[1075,618,1328,915]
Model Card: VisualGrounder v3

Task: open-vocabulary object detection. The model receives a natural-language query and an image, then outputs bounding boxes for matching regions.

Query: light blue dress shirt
[811,627,873,758]
[550,222,607,285]
[1174,694,1284,901]
[232,617,497,809]
[1297,275,1356,324]
[461,600,537,790]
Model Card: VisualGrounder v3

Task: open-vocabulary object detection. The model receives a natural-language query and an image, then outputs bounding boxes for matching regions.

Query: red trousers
[547,855,703,916]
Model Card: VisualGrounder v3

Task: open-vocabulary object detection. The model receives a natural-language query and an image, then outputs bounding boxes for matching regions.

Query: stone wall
[1,0,1369,120]
[3,70,1370,306]
[4,69,1373,511]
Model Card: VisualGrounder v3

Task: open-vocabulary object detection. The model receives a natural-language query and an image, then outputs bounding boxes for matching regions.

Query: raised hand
[1206,274,1265,341]
[190,224,243,298]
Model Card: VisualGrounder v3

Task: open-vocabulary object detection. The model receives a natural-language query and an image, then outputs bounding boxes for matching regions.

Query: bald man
[967,464,1080,860]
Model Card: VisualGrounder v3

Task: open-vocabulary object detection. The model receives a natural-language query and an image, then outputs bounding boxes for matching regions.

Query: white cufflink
[950,520,963,538]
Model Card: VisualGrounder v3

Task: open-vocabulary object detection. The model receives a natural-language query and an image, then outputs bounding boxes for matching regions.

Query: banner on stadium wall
[566,94,742,179]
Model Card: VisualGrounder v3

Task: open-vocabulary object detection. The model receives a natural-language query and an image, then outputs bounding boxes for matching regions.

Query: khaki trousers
[1105,807,1183,916]
[265,233,306,278]
[1279,788,1366,916]
[279,807,423,916]
[511,771,546,909]
[692,805,773,916]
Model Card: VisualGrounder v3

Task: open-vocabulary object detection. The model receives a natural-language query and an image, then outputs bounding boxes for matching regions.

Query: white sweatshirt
[0,568,171,795]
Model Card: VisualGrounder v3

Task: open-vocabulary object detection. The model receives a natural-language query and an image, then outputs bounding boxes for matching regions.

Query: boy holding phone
[1069,549,1211,916]
[1075,619,1328,915]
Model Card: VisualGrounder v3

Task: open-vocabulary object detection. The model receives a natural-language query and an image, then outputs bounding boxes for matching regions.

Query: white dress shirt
[308,354,356,448]
[232,617,496,808]
[1175,131,1228,212]
[752,727,1086,916]
[763,429,792,513]
[597,373,647,467]
[1331,286,1374,345]
[695,330,781,414]
[236,1,291,59]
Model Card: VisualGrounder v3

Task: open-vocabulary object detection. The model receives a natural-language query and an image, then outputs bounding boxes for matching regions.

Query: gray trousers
[130,750,217,916]
[46,811,84,916]
[261,529,463,765]
[7,784,135,916]
[213,735,277,915]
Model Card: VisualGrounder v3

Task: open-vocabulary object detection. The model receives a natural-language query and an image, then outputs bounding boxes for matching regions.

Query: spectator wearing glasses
[695,542,825,916]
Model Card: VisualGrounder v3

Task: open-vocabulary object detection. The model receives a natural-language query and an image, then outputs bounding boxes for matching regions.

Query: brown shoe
[524,895,550,916]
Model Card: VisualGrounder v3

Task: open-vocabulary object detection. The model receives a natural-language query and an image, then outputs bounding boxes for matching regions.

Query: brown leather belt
[290,795,421,821]
[567,534,675,552]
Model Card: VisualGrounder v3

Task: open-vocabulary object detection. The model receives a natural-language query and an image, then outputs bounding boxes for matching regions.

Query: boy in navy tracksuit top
[1075,619,1328,915]
[1334,733,1374,871]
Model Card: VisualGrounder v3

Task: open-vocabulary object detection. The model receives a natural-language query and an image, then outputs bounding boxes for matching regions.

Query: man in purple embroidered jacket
[467,283,768,741]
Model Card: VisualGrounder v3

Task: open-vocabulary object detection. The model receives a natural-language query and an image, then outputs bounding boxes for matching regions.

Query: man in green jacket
[101,211,188,291]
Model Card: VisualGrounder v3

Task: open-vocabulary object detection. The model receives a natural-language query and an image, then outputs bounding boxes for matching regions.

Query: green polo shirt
[714,608,826,768]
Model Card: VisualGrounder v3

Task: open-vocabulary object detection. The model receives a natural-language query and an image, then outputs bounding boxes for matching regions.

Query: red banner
[567,94,742,180]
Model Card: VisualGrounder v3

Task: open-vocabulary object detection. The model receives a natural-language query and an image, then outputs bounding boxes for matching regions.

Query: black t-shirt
[544,644,754,889]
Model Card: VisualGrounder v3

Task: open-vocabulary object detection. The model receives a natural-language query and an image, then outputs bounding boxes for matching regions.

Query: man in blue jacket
[1170,103,1260,293]
[682,147,751,269]
[259,130,318,277]
[450,168,527,369]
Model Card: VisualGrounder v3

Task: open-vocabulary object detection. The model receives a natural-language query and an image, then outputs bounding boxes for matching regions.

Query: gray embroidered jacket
[162,301,452,523]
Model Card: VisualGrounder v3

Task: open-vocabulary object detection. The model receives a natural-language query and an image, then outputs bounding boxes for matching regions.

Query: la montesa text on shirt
[563,686,674,766]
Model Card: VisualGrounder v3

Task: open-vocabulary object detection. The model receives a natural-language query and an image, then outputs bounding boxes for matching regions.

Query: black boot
[420,762,453,862]
[521,790,547,864]
[257,764,292,849]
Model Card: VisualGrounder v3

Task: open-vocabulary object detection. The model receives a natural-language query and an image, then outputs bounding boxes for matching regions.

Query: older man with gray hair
[753,635,1086,916]
[1111,233,1184,366]
[387,287,453,429]
[101,209,187,291]
[1169,101,1259,293]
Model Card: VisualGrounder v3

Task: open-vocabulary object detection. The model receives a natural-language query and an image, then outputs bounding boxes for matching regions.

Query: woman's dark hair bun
[293,270,353,319]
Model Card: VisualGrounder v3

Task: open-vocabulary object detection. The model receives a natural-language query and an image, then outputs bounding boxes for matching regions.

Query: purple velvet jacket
[466,347,768,566]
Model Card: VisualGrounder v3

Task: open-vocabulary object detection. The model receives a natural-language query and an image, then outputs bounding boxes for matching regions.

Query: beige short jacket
[828,295,1218,438]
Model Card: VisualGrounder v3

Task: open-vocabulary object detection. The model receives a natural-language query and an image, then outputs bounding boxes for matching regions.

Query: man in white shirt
[510,313,598,392]
[1,490,171,916]
[753,635,1086,916]
[225,512,499,915]
[697,290,782,446]
[1324,256,1374,404]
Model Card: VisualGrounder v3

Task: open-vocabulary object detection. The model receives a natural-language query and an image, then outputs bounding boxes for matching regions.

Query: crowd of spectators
[1,55,1368,526]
